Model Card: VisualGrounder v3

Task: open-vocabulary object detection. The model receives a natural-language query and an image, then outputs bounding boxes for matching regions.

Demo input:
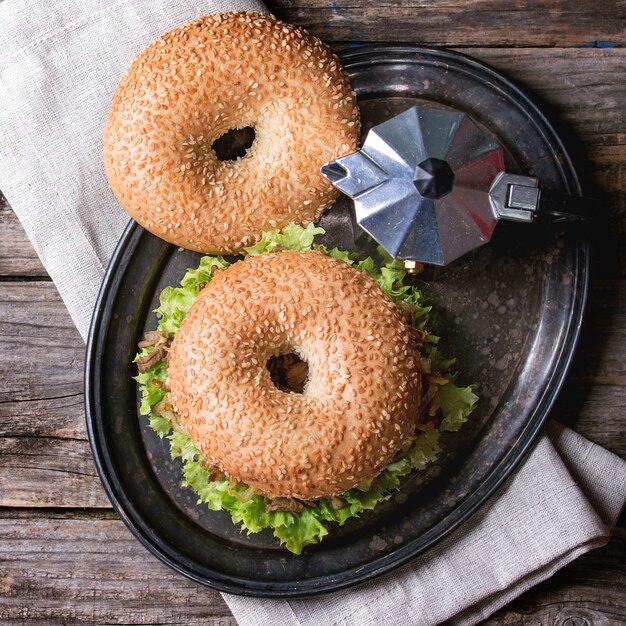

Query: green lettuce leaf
[134,360,168,416]
[148,412,173,438]
[244,222,325,256]
[355,254,431,328]
[138,384,165,415]
[272,509,329,555]
[436,383,479,432]
[428,346,457,374]
[169,430,201,463]
[407,429,441,469]
[154,286,197,336]
[155,255,227,335]
[180,256,229,294]
[321,246,356,265]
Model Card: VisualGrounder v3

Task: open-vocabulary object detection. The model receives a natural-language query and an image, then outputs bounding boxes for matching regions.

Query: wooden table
[1,1,624,623]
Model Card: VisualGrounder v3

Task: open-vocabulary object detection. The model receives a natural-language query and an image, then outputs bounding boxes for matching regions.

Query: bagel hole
[212,126,256,161]
[267,353,308,394]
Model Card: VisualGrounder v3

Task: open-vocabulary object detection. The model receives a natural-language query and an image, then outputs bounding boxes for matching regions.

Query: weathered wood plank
[269,0,626,47]
[2,373,624,456]
[0,511,235,625]
[585,144,626,277]
[0,282,83,403]
[0,193,47,277]
[0,510,622,625]
[489,607,625,625]
[551,384,625,459]
[0,49,624,277]
[467,49,625,146]
[0,281,105,507]
[4,275,623,407]
[0,437,109,508]
[1,382,622,509]
[0,393,84,439]
[567,277,626,386]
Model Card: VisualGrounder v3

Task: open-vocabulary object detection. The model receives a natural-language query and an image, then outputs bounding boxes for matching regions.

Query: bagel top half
[103,12,360,253]
[167,251,422,500]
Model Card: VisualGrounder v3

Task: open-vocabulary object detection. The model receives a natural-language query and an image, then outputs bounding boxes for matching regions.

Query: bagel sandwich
[104,12,359,254]
[135,224,478,553]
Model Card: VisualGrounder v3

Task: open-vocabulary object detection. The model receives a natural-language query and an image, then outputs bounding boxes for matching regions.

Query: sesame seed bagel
[167,251,422,500]
[103,12,360,253]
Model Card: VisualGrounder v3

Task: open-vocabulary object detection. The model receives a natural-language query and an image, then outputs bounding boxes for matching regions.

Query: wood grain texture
[268,0,626,47]
[465,49,625,155]
[0,437,108,508]
[0,392,84,439]
[0,511,235,625]
[0,511,622,625]
[567,279,626,388]
[0,281,107,507]
[0,282,83,403]
[0,193,47,278]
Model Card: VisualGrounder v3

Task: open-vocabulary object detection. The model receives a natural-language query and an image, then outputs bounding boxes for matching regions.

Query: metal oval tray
[85,46,588,597]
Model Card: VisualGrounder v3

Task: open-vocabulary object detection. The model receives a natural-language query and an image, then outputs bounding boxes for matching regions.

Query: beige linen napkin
[0,1,624,625]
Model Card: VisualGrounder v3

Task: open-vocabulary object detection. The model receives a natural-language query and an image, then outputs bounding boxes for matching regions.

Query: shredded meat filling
[207,468,227,482]
[153,397,177,425]
[328,495,347,511]
[136,330,170,373]
[265,497,306,513]
[138,330,169,349]
[267,353,309,393]
[408,325,427,348]
[137,345,167,372]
